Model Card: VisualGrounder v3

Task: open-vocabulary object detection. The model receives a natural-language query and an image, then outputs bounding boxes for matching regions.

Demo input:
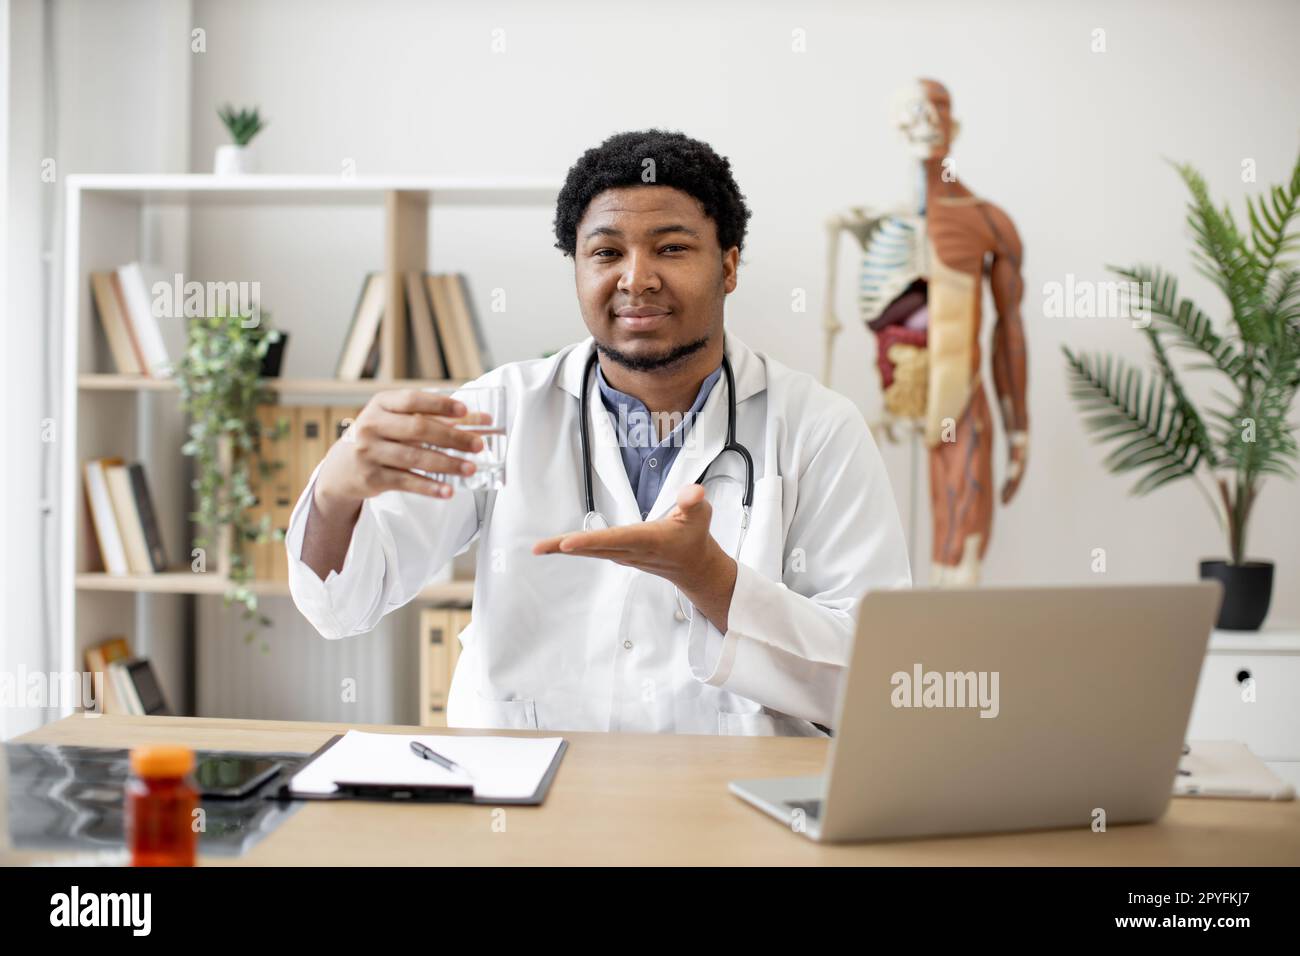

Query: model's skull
[891,79,957,160]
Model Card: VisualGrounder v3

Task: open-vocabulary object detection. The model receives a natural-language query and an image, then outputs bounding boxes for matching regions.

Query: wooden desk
[4,715,1298,866]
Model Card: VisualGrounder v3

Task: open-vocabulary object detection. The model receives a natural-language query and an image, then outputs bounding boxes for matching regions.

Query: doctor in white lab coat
[287,130,912,736]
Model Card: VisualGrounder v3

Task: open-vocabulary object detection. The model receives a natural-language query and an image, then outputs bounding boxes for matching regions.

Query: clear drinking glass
[416,384,508,491]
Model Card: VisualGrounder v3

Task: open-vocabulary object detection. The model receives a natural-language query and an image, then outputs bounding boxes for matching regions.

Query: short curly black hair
[553,128,752,260]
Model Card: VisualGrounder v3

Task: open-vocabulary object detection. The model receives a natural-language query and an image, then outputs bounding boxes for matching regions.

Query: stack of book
[89,263,172,377]
[337,271,492,381]
[83,459,168,575]
[246,403,365,581]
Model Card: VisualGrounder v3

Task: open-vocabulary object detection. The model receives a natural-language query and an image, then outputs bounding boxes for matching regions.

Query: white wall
[186,0,1300,622]
[6,0,1298,736]
[3,0,56,741]
[2,0,192,738]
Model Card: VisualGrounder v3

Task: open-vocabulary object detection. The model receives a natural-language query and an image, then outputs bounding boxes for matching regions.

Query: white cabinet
[1185,628,1300,785]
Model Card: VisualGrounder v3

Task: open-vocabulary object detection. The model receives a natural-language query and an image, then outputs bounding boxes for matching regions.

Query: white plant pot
[214,143,256,176]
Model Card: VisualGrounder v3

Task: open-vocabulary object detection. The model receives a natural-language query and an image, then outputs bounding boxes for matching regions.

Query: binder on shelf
[418,608,451,726]
[269,405,298,583]
[418,607,469,727]
[252,404,296,581]
[295,406,329,509]
[246,414,270,580]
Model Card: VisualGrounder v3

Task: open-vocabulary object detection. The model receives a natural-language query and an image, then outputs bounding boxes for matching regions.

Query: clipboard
[270,733,568,806]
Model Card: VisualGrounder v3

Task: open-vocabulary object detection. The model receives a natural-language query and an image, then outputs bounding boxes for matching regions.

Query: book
[111,273,149,374]
[406,271,448,379]
[109,658,171,716]
[116,262,172,378]
[104,462,154,575]
[447,273,492,373]
[127,462,168,572]
[90,272,143,374]
[85,636,132,715]
[425,274,473,379]
[336,273,386,380]
[362,329,382,378]
[83,458,129,575]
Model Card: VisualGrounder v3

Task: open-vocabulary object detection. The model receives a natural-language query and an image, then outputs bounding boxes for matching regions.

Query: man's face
[574,185,738,371]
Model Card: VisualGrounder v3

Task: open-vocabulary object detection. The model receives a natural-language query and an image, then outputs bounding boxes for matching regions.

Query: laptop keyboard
[784,798,823,819]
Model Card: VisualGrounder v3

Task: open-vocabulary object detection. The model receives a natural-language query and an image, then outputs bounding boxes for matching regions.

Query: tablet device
[195,755,283,799]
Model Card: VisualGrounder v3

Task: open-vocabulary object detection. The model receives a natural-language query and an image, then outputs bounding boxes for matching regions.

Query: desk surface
[4,715,1298,866]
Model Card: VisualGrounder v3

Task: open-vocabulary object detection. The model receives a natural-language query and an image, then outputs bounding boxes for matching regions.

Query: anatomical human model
[823,79,1029,586]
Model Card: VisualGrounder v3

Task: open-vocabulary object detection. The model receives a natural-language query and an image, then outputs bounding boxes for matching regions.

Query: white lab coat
[285,334,912,736]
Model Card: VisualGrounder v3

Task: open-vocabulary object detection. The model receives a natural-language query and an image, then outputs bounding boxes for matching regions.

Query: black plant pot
[259,332,288,378]
[1198,560,1273,631]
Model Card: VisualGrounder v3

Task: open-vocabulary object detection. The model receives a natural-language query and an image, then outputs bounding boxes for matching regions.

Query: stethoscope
[578,348,755,622]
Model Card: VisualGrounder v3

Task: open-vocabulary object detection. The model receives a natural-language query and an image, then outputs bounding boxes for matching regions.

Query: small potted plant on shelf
[176,307,284,650]
[214,104,266,176]
[1063,150,1300,631]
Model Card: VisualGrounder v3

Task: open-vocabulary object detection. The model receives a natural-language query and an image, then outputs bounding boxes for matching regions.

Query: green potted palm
[1063,151,1299,630]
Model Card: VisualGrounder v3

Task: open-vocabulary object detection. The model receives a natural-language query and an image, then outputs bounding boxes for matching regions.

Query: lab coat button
[623,640,633,650]
[674,609,687,622]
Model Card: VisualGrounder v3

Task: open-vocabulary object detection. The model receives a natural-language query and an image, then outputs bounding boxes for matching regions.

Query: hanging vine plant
[175,309,284,649]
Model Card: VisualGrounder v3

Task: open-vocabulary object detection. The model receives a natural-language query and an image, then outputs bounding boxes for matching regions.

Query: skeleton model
[823,79,1029,587]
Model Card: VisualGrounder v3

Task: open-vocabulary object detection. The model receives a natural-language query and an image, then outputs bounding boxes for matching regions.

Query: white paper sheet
[289,730,564,801]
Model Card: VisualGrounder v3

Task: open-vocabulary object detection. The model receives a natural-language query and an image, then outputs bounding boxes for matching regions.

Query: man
[288,129,911,736]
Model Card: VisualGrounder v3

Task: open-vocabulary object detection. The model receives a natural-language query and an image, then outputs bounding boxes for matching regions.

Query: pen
[410,740,472,778]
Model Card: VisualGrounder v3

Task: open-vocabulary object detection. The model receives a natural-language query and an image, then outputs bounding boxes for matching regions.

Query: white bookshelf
[59,174,559,718]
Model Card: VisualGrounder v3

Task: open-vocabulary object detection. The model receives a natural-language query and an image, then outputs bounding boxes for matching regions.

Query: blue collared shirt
[595,362,723,519]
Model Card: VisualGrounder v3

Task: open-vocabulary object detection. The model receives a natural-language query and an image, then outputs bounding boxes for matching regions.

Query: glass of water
[416,384,507,491]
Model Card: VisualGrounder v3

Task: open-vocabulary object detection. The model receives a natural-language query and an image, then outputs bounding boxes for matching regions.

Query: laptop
[729,582,1223,843]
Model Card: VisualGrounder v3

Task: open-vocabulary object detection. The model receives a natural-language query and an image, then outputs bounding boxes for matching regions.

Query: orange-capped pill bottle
[126,745,199,866]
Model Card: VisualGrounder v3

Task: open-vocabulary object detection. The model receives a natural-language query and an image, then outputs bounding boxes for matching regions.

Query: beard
[595,334,710,373]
